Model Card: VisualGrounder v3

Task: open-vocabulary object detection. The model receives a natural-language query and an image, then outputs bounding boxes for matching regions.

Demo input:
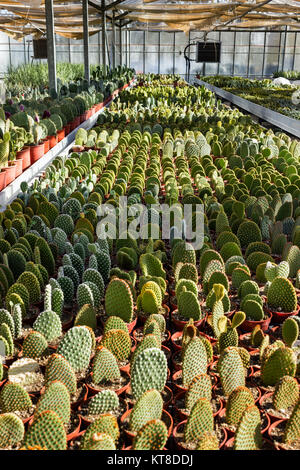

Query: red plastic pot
[172,370,188,395]
[239,312,272,332]
[267,419,286,450]
[224,436,275,450]
[0,169,6,191]
[57,128,65,142]
[173,420,227,451]
[171,309,204,331]
[171,331,183,351]
[239,333,260,352]
[64,124,71,135]
[49,135,58,149]
[265,306,299,324]
[259,392,291,423]
[132,327,171,345]
[71,384,89,411]
[120,407,173,443]
[127,316,137,334]
[30,143,44,164]
[14,157,23,178]
[174,390,223,421]
[17,146,31,170]
[2,164,16,186]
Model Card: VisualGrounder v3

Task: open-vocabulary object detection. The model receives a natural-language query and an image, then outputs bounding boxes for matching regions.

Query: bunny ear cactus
[84,433,116,450]
[34,381,71,425]
[131,347,167,400]
[234,405,262,450]
[143,319,162,347]
[0,323,13,356]
[178,287,202,321]
[45,354,77,395]
[0,309,15,338]
[23,331,48,359]
[284,399,300,444]
[197,431,219,450]
[265,261,289,282]
[131,334,160,368]
[137,280,162,315]
[103,316,128,334]
[23,410,67,450]
[172,241,196,269]
[81,414,119,449]
[251,325,265,348]
[57,326,92,373]
[0,413,25,449]
[261,346,297,386]
[87,390,119,415]
[101,328,131,362]
[225,386,255,427]
[52,288,64,318]
[77,283,94,309]
[129,389,163,432]
[175,263,198,284]
[33,310,62,342]
[282,317,299,347]
[185,373,212,411]
[184,398,214,443]
[211,283,226,338]
[273,376,299,411]
[218,311,246,353]
[74,304,97,330]
[140,253,166,279]
[92,346,121,385]
[133,419,168,450]
[182,337,208,388]
[218,346,245,396]
[144,313,166,334]
[105,278,134,323]
[267,277,297,313]
[0,382,32,412]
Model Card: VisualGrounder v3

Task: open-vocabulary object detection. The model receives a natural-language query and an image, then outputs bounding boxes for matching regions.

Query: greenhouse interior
[0,0,299,454]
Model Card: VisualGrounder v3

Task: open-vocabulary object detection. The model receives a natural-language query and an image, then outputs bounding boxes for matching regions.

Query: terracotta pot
[127,316,137,334]
[30,143,44,164]
[17,146,31,170]
[224,436,275,450]
[172,370,188,395]
[120,407,173,443]
[174,391,223,421]
[78,397,128,428]
[265,306,299,324]
[171,331,183,351]
[171,309,204,331]
[65,124,71,135]
[87,371,130,397]
[0,170,7,191]
[70,384,89,411]
[132,327,171,346]
[173,420,227,451]
[42,138,50,154]
[14,157,23,178]
[57,128,65,142]
[267,419,286,450]
[238,333,260,352]
[28,415,82,442]
[49,135,58,149]
[138,304,170,326]
[2,164,16,186]
[259,392,291,423]
[239,313,272,332]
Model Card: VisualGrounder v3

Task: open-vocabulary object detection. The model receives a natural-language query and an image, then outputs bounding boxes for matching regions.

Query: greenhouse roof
[0,0,299,40]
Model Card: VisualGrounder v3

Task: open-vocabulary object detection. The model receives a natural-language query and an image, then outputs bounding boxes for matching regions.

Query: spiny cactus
[218,311,246,353]
[261,346,297,386]
[0,382,32,412]
[77,283,94,309]
[34,381,70,424]
[185,373,212,411]
[83,433,116,450]
[225,386,255,427]
[74,304,97,330]
[174,261,198,285]
[105,278,134,323]
[45,354,77,395]
[284,399,300,444]
[80,414,119,449]
[131,347,167,400]
[83,268,105,298]
[237,220,262,248]
[234,405,262,450]
[57,276,74,305]
[130,389,163,432]
[273,376,299,411]
[177,287,202,321]
[282,317,299,347]
[211,283,225,338]
[103,316,128,334]
[267,277,297,313]
[137,280,162,315]
[0,413,25,449]
[184,398,214,443]
[0,308,15,337]
[23,331,48,359]
[251,325,265,348]
[57,326,92,372]
[182,337,207,388]
[265,261,289,282]
[133,419,168,450]
[23,410,67,450]
[218,346,245,396]
[87,390,119,415]
[92,346,121,385]
[17,271,41,304]
[0,323,13,356]
[140,253,166,279]
[143,319,162,347]
[33,310,62,342]
[144,313,166,335]
[52,288,64,318]
[101,328,131,362]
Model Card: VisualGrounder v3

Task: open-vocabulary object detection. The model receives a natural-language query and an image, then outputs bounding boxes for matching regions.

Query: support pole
[101,0,106,69]
[119,20,122,66]
[112,10,116,69]
[83,0,90,83]
[45,0,57,93]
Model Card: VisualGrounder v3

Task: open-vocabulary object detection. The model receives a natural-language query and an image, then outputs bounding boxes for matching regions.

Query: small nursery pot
[71,384,89,411]
[259,392,293,423]
[267,419,288,450]
[174,391,223,421]
[172,370,188,395]
[171,309,204,331]
[173,420,227,451]
[78,397,128,428]
[224,436,275,451]
[57,128,65,142]
[48,135,58,149]
[120,407,173,443]
[127,315,137,334]
[30,143,44,164]
[170,331,183,351]
[132,327,171,346]
[17,146,31,170]
[15,157,23,178]
[264,305,299,324]
[2,164,16,186]
[239,312,272,333]
[0,169,6,191]
[87,371,130,397]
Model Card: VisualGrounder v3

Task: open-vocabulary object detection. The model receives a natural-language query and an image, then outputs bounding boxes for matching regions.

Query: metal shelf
[194,78,300,139]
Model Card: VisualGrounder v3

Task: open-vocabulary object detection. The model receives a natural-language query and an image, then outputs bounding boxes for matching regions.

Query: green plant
[101,328,131,362]
[129,389,163,432]
[0,382,32,412]
[197,431,219,450]
[218,311,246,353]
[225,386,255,426]
[0,413,25,449]
[33,310,62,342]
[57,326,92,372]
[282,317,299,347]
[105,278,134,323]
[87,390,119,415]
[23,410,67,450]
[74,304,97,330]
[131,347,167,400]
[45,354,77,395]
[185,373,212,411]
[218,346,245,396]
[184,398,214,443]
[92,346,121,384]
[261,346,297,386]
[23,331,48,358]
[284,399,300,444]
[137,280,162,315]
[178,287,202,321]
[34,381,70,424]
[234,405,262,450]
[80,415,119,449]
[273,376,299,410]
[267,277,297,313]
[182,337,207,387]
[133,419,168,450]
